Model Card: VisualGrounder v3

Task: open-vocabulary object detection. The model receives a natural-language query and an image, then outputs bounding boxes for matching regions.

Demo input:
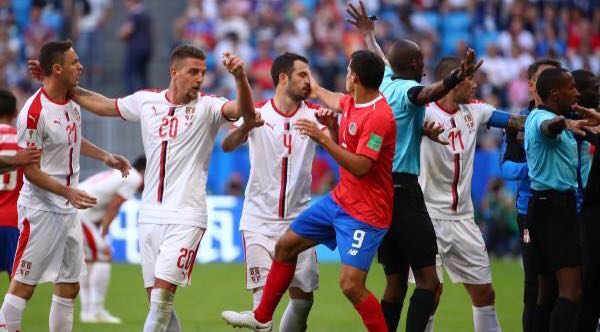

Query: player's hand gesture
[104,154,131,177]
[27,59,43,81]
[457,48,483,80]
[222,52,246,79]
[572,104,600,126]
[243,111,265,131]
[295,118,327,144]
[66,187,97,209]
[307,72,321,100]
[565,118,590,136]
[11,147,41,166]
[315,107,337,128]
[346,1,375,34]
[423,121,449,145]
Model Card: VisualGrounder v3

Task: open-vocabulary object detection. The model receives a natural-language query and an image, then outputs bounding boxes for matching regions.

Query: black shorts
[378,173,437,274]
[528,190,581,273]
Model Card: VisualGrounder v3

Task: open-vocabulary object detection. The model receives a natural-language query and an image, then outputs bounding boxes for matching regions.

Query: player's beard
[288,87,309,103]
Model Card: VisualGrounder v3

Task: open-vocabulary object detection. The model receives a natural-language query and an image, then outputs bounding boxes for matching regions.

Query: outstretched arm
[308,74,344,113]
[220,53,257,125]
[346,2,389,66]
[222,112,265,152]
[488,111,526,131]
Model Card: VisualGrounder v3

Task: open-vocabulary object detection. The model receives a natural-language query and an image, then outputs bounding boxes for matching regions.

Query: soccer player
[30,45,258,332]
[499,58,561,332]
[221,52,326,331]
[524,68,594,332]
[78,156,145,324]
[222,49,396,332]
[346,2,482,331]
[0,40,130,332]
[418,57,526,332]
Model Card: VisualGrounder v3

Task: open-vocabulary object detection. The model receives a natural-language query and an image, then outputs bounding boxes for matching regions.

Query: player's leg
[378,229,408,332]
[87,224,119,323]
[463,284,501,332]
[334,211,388,332]
[143,224,204,332]
[1,281,35,332]
[79,220,96,322]
[551,266,582,332]
[577,208,600,332]
[280,247,319,332]
[517,213,538,332]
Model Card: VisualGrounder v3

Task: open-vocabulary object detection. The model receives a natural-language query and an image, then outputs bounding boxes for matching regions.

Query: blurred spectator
[0,0,15,27]
[23,1,56,60]
[76,0,112,87]
[120,0,152,94]
[173,0,215,51]
[480,178,518,257]
[497,19,534,56]
[248,39,274,96]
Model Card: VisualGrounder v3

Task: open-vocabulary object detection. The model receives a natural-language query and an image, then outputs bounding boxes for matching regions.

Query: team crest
[249,267,261,283]
[18,260,32,276]
[348,122,357,135]
[26,129,39,148]
[184,106,196,126]
[462,111,474,129]
[73,107,81,122]
[523,228,531,244]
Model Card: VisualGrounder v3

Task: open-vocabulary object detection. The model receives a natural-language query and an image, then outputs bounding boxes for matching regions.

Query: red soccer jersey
[331,94,396,229]
[0,124,23,227]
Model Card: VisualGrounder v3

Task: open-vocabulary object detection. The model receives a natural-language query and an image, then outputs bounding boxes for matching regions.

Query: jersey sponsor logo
[367,133,383,152]
[349,122,357,135]
[53,119,62,126]
[347,248,359,256]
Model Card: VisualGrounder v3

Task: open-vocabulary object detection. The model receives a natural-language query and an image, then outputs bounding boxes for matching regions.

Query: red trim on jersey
[468,99,483,104]
[304,101,321,110]
[164,91,184,106]
[81,222,98,261]
[157,106,176,203]
[0,125,16,135]
[220,100,237,122]
[271,99,300,118]
[0,142,18,150]
[11,219,30,278]
[41,87,69,105]
[114,99,127,120]
[186,232,204,282]
[26,91,43,131]
[278,157,288,218]
[242,233,248,289]
[435,101,458,115]
[450,118,460,212]
[66,147,74,186]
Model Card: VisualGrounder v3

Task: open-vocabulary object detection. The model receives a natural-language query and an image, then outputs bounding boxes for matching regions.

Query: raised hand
[222,52,246,79]
[315,107,337,128]
[572,104,600,126]
[66,187,97,209]
[249,111,265,129]
[457,48,484,80]
[423,121,449,145]
[566,118,590,136]
[346,1,374,34]
[104,154,131,177]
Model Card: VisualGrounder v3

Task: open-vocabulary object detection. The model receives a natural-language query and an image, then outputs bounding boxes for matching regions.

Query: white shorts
[409,218,491,284]
[81,220,110,262]
[139,223,205,288]
[243,231,319,293]
[13,205,85,285]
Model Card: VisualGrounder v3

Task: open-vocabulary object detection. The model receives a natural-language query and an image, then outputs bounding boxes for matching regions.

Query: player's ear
[278,72,287,86]
[52,63,62,76]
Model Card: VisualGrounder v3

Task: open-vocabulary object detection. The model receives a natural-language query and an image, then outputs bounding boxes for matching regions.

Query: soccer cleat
[95,309,122,324]
[80,311,96,323]
[222,310,273,332]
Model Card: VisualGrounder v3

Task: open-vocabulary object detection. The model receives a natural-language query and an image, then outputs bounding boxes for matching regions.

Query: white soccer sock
[166,310,181,332]
[279,298,314,332]
[0,293,26,332]
[79,263,92,316]
[472,305,502,332]
[424,315,435,332]
[252,289,263,310]
[90,262,111,313]
[143,288,175,332]
[49,295,74,332]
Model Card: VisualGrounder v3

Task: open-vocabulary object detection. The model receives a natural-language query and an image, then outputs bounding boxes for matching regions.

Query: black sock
[534,303,553,332]
[550,297,580,332]
[523,303,536,332]
[381,300,403,332]
[405,288,435,332]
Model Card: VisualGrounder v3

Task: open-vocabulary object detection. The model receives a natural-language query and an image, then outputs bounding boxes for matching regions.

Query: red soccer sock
[354,292,389,332]
[253,260,296,323]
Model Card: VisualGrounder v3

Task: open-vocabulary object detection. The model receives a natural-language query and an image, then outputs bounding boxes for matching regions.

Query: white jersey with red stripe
[16,88,82,214]
[419,100,494,219]
[78,168,142,223]
[0,124,23,227]
[116,89,231,228]
[237,99,324,236]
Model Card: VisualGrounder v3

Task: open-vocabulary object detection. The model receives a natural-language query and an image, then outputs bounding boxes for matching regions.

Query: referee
[524,67,589,332]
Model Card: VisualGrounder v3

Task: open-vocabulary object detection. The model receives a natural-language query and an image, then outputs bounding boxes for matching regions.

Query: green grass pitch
[0,260,523,331]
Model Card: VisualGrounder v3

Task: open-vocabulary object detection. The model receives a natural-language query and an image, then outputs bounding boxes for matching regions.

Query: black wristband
[443,69,461,89]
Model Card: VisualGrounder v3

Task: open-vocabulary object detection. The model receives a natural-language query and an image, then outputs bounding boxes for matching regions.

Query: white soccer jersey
[419,101,495,219]
[16,88,82,213]
[78,168,142,222]
[238,99,324,236]
[116,89,231,227]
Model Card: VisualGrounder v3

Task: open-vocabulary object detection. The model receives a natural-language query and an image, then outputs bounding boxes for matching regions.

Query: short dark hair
[536,67,569,101]
[39,40,73,76]
[0,89,17,118]
[133,156,146,172]
[170,45,206,65]
[388,39,421,74]
[434,57,461,81]
[571,69,596,89]
[270,52,309,86]
[527,58,561,80]
[350,50,385,90]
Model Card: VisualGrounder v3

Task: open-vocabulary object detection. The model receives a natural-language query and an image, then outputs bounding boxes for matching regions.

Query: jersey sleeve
[17,105,43,149]
[206,95,234,125]
[115,92,143,122]
[116,170,142,199]
[474,102,496,126]
[356,110,393,161]
[530,111,557,141]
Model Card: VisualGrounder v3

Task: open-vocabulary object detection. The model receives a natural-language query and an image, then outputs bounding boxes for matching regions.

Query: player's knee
[413,266,440,291]
[8,281,35,301]
[472,285,495,306]
[274,240,298,262]
[339,275,364,303]
[382,275,407,302]
[55,283,80,299]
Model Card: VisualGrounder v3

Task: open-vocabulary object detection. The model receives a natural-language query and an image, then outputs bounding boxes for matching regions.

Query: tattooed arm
[70,87,120,117]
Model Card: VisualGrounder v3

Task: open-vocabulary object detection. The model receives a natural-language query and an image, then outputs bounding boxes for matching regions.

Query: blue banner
[109,196,340,264]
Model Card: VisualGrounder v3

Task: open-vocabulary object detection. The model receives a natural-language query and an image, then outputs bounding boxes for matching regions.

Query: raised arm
[488,111,526,131]
[81,138,131,177]
[308,74,344,113]
[220,53,256,125]
[346,2,389,66]
[71,87,120,117]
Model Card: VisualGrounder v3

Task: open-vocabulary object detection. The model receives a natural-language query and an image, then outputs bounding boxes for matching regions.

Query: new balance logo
[347,249,359,256]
